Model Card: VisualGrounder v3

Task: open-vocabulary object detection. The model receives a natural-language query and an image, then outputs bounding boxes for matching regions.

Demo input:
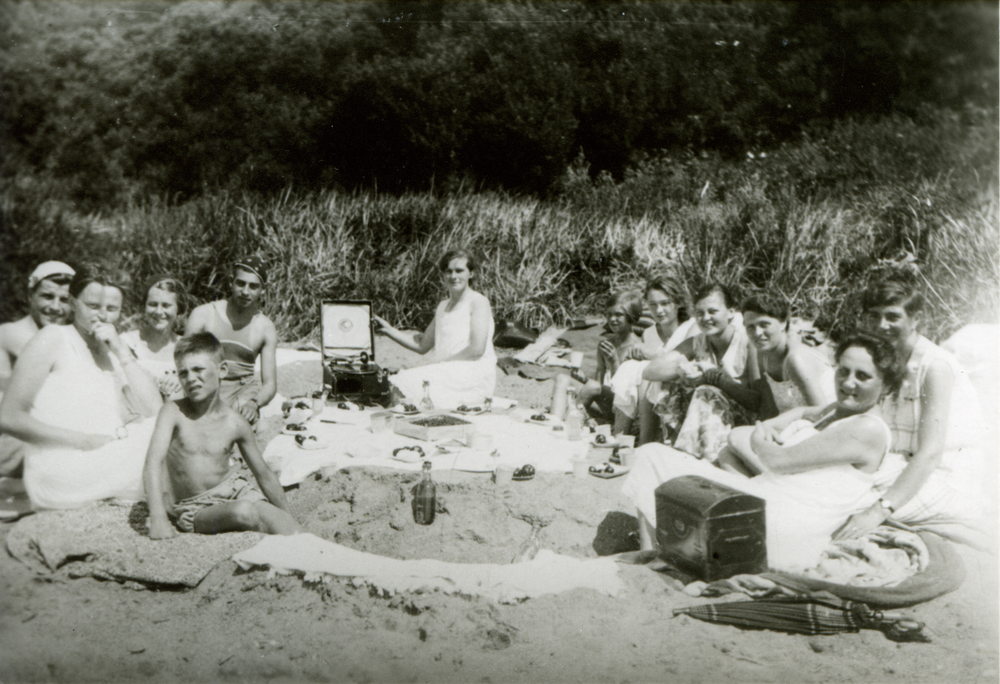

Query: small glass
[370,410,394,435]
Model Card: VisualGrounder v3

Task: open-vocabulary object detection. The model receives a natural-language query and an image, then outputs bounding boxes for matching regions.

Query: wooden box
[393,414,473,442]
[655,475,767,581]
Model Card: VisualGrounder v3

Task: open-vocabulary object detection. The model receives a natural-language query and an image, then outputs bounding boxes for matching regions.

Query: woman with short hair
[840,278,988,544]
[374,248,497,409]
[122,275,188,399]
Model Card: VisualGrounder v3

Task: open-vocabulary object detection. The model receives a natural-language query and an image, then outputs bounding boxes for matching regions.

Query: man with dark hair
[0,261,75,480]
[185,256,277,424]
[0,261,76,393]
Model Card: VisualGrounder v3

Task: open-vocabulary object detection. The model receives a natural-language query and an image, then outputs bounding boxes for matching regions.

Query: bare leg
[637,394,660,446]
[612,408,633,437]
[193,500,301,535]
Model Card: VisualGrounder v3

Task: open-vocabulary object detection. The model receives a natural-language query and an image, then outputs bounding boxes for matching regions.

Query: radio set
[320,300,394,407]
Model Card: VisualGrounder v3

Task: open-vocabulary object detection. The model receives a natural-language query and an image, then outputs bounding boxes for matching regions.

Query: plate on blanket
[390,405,420,416]
[454,405,486,416]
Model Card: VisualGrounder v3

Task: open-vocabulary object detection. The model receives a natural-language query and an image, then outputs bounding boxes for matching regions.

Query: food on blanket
[410,415,470,428]
[284,423,308,432]
[337,402,350,410]
[595,434,607,444]
[512,465,535,481]
[456,405,484,415]
[295,434,311,446]
[529,413,548,422]
[393,445,426,459]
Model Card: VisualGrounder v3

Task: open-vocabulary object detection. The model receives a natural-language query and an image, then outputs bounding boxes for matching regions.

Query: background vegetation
[1,1,997,344]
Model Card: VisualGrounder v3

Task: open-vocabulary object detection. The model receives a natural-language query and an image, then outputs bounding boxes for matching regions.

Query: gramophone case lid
[321,300,375,360]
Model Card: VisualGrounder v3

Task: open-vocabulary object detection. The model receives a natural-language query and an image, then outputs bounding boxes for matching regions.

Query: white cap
[28,261,75,290]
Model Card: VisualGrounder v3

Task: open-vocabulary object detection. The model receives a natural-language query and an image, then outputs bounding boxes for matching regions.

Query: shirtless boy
[185,256,277,424]
[143,333,299,539]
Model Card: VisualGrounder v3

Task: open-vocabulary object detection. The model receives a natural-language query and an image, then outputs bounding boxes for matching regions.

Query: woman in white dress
[0,266,163,510]
[622,331,901,573]
[374,249,496,409]
[609,277,699,439]
[837,278,989,545]
[121,275,187,399]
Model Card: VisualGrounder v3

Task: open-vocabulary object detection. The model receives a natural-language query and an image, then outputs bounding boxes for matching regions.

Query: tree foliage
[1,0,995,207]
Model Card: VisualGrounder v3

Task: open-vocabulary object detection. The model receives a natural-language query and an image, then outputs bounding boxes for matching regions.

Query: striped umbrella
[673,593,928,642]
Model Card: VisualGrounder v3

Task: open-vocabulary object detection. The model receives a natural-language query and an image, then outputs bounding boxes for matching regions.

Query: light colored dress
[121,329,181,399]
[610,318,699,419]
[875,335,988,531]
[391,291,497,409]
[649,316,752,460]
[621,412,892,573]
[22,326,155,510]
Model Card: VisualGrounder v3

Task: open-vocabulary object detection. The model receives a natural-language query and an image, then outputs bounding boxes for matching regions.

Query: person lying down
[143,333,301,540]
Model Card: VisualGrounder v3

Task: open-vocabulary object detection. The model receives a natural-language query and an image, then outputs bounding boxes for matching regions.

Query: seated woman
[608,277,699,438]
[121,275,187,400]
[576,291,644,428]
[699,295,836,419]
[622,331,901,573]
[841,278,989,546]
[0,266,163,510]
[374,249,496,409]
[639,282,753,458]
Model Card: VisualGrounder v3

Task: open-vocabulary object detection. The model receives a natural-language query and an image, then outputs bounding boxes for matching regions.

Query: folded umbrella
[673,592,929,642]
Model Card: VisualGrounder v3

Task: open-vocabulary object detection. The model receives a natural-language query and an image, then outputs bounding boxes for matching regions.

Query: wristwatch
[877,497,896,514]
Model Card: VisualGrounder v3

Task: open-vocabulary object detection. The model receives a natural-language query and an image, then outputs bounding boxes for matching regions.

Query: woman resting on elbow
[623,331,901,572]
[639,281,753,459]
[0,265,163,510]
[374,248,496,410]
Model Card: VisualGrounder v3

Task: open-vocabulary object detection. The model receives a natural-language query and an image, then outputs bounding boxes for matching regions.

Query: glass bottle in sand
[412,461,436,525]
[565,389,584,441]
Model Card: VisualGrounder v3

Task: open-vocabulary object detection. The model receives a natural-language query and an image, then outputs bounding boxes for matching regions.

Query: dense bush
[2,109,995,345]
[1,1,996,205]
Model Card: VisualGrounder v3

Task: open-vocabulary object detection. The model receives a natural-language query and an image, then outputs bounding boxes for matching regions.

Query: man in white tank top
[186,257,277,424]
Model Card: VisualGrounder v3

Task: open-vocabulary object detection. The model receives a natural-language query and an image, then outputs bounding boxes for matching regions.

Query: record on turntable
[321,302,373,356]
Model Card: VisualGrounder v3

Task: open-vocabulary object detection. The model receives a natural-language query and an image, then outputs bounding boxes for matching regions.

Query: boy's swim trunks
[169,469,266,533]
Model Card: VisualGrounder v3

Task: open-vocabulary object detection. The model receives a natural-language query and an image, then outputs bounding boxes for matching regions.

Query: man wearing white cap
[0,261,74,478]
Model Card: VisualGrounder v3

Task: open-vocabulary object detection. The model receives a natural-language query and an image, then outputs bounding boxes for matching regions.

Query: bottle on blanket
[412,461,436,525]
[419,380,434,412]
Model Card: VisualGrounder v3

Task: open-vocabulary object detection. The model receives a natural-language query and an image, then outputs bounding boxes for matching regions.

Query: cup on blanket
[572,458,590,480]
[494,465,515,483]
[370,411,394,435]
[569,351,584,369]
[617,435,635,449]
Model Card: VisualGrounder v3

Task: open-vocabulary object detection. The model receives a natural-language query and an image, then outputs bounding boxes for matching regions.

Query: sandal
[589,462,630,479]
[512,465,535,481]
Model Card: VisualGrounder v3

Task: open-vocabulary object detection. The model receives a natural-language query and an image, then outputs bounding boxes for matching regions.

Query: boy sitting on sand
[144,332,300,540]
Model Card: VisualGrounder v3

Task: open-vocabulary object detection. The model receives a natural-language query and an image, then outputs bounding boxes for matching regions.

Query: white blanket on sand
[263,408,590,486]
[233,533,622,604]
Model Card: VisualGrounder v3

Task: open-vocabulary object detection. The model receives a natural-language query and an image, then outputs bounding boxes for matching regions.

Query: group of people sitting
[575,275,988,568]
[0,248,496,539]
[0,249,990,575]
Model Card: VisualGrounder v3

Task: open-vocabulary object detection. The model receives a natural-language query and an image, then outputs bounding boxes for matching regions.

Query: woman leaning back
[838,278,989,546]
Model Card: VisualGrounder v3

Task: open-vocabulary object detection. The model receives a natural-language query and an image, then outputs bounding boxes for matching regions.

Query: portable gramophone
[320,300,393,406]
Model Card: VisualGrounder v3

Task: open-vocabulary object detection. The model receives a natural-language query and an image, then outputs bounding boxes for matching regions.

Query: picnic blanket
[686,528,965,609]
[263,406,590,486]
[233,532,623,604]
[6,500,262,587]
